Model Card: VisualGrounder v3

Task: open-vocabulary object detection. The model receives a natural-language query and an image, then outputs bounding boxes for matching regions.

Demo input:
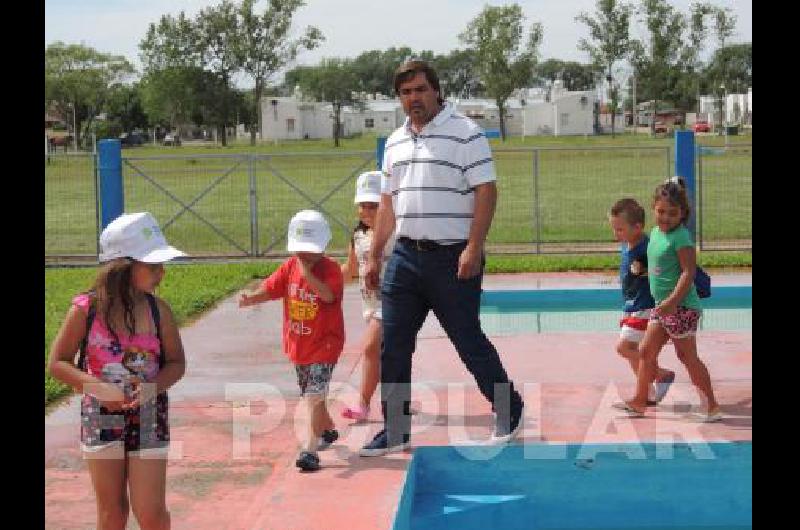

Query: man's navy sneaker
[358,429,410,457]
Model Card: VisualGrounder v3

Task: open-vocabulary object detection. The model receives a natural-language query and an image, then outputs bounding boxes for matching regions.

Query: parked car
[162,133,181,146]
[693,120,711,133]
[119,131,145,147]
[653,121,668,134]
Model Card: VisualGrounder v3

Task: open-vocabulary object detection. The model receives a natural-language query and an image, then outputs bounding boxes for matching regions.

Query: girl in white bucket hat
[48,212,187,529]
[340,171,398,422]
[238,210,345,472]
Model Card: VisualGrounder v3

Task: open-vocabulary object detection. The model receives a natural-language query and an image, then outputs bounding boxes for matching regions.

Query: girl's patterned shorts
[295,363,336,396]
[650,306,702,339]
[81,392,169,453]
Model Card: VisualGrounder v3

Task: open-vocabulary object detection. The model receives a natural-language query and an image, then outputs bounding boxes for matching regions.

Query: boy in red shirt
[239,210,345,472]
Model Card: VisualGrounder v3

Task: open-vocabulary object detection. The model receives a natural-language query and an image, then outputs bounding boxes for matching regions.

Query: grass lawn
[45,132,751,257]
[44,251,751,407]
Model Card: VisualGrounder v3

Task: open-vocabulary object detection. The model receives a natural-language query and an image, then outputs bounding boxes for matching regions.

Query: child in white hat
[340,171,397,422]
[239,210,345,472]
[47,212,187,529]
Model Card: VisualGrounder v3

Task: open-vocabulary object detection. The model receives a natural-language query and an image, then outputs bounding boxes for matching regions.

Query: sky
[45,0,752,85]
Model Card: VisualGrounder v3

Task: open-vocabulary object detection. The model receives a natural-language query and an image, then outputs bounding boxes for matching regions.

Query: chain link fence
[45,145,751,262]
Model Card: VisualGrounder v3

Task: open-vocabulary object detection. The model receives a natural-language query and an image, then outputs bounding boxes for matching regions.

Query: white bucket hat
[287,210,332,253]
[354,170,383,204]
[99,212,187,263]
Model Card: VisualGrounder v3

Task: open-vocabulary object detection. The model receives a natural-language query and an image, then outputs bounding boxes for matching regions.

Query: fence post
[533,149,541,254]
[376,136,387,170]
[249,155,258,256]
[98,139,124,229]
[674,130,696,240]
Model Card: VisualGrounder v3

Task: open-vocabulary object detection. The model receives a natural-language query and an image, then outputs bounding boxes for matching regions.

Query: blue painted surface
[480,286,752,313]
[376,136,387,170]
[675,130,696,238]
[484,128,501,138]
[98,139,124,229]
[393,443,752,530]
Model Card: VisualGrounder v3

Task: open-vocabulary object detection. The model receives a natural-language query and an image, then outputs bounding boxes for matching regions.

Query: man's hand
[364,254,381,290]
[457,243,483,279]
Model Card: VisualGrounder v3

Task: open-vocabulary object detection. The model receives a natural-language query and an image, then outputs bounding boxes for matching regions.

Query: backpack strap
[144,293,165,369]
[76,292,97,371]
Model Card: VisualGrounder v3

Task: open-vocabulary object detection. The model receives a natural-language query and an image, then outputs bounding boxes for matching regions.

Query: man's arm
[458,181,496,279]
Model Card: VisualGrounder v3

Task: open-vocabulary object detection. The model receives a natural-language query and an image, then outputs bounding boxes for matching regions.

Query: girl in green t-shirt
[618,177,722,423]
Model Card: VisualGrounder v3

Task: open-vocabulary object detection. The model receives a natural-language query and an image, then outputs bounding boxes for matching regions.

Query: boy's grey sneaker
[295,451,320,472]
[359,429,410,457]
[317,429,339,451]
[489,405,524,444]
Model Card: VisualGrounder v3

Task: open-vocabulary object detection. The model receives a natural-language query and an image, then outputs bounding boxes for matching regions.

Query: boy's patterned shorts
[650,306,702,339]
[295,363,336,396]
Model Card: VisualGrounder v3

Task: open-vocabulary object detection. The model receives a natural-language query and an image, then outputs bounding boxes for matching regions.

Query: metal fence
[44,145,752,262]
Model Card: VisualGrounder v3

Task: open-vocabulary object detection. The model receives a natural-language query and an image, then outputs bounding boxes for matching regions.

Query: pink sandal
[342,404,370,421]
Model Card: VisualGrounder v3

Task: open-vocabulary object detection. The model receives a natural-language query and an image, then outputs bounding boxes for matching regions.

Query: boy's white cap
[287,210,331,253]
[99,212,187,263]
[354,170,382,204]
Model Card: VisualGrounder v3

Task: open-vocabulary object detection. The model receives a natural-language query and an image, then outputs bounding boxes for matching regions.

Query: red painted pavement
[45,272,752,530]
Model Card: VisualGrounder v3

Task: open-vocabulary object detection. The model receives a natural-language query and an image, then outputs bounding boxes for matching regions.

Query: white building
[260,81,596,140]
[519,82,595,136]
[697,88,751,126]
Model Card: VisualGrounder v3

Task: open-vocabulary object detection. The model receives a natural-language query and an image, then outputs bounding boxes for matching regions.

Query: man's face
[398,71,440,127]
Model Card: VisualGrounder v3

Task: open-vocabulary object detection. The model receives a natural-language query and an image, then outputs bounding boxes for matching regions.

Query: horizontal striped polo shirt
[381,102,496,243]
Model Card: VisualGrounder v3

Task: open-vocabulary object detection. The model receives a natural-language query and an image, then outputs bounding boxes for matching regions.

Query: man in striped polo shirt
[359,60,525,456]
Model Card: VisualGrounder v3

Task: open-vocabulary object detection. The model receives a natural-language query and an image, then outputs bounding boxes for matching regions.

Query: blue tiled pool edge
[480,286,752,312]
[392,442,752,530]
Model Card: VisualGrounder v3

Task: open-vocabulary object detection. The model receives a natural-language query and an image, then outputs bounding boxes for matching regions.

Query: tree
[432,49,484,99]
[194,0,242,146]
[237,0,324,146]
[45,42,135,148]
[576,0,633,138]
[536,59,599,91]
[675,2,715,117]
[460,4,543,141]
[139,67,203,136]
[703,43,751,92]
[292,58,361,147]
[629,0,687,135]
[104,84,149,135]
[347,47,436,97]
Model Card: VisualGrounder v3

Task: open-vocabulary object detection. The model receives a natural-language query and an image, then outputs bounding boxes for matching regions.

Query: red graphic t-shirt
[263,256,345,365]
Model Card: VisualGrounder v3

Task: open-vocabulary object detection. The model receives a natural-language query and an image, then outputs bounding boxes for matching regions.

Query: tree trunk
[333,104,341,148]
[498,100,506,141]
[219,125,227,147]
[251,82,262,147]
[608,67,616,140]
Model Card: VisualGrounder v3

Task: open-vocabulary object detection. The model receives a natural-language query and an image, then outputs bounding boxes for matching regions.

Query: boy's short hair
[610,198,645,226]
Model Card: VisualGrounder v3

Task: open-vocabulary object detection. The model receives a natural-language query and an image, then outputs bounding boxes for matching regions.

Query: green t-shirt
[647,225,702,309]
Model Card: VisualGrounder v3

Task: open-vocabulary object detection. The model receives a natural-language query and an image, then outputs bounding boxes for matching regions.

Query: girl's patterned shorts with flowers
[650,306,702,339]
[295,363,336,396]
[81,392,169,453]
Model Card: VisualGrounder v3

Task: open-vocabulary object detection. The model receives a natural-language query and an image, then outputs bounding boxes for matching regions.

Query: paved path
[45,272,752,530]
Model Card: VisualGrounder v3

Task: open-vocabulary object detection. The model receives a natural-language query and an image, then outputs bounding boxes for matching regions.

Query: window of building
[287,118,295,132]
[365,118,374,128]
[560,113,569,127]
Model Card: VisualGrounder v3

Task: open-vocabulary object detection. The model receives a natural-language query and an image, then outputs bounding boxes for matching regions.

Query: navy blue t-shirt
[620,237,655,312]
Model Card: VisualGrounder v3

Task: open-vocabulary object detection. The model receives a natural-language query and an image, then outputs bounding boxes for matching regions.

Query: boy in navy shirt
[609,198,675,405]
